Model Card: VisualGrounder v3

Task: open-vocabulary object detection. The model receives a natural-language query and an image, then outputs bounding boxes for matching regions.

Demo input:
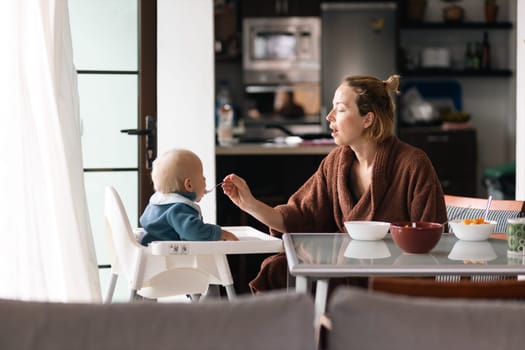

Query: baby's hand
[220,229,239,241]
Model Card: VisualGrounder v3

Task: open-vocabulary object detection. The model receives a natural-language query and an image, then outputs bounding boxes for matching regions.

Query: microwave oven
[242,17,321,85]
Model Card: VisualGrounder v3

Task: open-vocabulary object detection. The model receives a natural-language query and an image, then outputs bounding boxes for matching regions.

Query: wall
[157,0,217,221]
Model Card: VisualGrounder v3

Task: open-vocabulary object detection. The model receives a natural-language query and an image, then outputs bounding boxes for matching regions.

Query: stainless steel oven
[242,17,321,85]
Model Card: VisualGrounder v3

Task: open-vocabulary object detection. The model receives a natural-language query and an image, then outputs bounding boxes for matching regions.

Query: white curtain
[0,0,101,302]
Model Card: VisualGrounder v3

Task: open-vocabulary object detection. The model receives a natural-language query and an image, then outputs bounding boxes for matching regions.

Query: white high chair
[103,186,236,303]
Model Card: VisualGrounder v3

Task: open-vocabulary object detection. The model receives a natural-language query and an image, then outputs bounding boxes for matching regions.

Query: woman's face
[326,84,371,146]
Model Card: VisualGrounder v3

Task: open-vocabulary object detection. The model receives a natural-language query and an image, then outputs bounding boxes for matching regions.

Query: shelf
[400,21,513,30]
[400,68,513,78]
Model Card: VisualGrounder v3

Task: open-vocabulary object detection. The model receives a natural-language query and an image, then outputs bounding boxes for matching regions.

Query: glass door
[69,0,150,301]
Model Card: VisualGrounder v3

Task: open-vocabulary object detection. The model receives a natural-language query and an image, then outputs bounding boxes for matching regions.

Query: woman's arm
[406,151,448,223]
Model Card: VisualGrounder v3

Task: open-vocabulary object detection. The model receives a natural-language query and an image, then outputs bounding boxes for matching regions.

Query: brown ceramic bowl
[390,222,443,254]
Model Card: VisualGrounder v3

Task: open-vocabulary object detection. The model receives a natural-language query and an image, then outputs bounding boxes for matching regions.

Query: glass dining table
[283,232,525,321]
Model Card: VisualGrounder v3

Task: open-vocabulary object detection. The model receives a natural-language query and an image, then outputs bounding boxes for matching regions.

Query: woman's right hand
[222,173,287,233]
[221,173,256,211]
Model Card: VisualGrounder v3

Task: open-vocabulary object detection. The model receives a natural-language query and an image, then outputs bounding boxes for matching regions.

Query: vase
[405,0,427,22]
[485,2,498,23]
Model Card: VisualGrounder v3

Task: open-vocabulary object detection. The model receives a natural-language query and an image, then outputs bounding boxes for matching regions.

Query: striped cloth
[446,206,523,233]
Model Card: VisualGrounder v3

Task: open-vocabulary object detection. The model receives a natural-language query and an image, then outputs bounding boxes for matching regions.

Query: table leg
[295,276,308,293]
[224,284,237,300]
[286,269,295,291]
[314,279,329,350]
[314,279,329,324]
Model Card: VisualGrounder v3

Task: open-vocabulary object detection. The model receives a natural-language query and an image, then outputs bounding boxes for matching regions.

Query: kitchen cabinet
[241,0,320,17]
[399,127,477,197]
[215,149,328,230]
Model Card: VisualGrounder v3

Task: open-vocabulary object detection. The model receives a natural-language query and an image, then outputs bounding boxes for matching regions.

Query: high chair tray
[149,226,283,256]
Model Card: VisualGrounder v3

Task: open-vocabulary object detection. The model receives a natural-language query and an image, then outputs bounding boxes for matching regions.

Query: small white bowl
[448,219,497,241]
[344,221,390,241]
[344,240,391,259]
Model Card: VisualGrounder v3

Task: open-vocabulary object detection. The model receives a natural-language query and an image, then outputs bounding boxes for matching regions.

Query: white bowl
[448,219,497,241]
[448,240,497,262]
[344,240,391,259]
[344,221,390,241]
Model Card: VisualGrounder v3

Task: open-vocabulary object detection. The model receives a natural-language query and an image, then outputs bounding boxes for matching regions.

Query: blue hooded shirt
[139,192,222,246]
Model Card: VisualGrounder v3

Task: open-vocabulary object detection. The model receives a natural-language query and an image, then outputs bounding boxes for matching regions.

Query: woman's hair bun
[383,75,400,95]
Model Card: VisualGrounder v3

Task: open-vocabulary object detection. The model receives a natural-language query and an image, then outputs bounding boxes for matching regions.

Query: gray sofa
[0,292,315,350]
[328,287,525,350]
[4,287,525,350]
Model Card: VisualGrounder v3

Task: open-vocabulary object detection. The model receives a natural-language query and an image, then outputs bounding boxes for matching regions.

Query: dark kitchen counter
[216,138,336,155]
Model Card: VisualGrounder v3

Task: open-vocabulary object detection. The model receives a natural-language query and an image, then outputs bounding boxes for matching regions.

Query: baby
[140,148,238,246]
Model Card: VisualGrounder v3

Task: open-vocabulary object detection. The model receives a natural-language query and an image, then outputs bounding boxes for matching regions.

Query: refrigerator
[321,2,398,130]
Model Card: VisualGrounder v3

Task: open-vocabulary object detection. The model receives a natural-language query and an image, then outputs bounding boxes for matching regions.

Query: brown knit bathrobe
[249,136,448,292]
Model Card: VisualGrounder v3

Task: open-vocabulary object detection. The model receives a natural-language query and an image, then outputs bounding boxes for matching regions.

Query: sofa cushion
[328,286,525,350]
[0,292,315,350]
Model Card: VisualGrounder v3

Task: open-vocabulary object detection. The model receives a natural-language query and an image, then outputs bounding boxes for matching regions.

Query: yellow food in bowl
[462,217,488,225]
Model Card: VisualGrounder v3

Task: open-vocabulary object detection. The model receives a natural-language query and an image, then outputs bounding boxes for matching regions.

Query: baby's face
[190,160,206,202]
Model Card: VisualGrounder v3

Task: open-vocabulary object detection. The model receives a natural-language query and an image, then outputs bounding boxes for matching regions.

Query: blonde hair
[342,74,400,143]
[151,149,202,193]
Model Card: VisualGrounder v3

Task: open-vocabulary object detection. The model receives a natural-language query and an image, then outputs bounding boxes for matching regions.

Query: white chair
[103,186,236,303]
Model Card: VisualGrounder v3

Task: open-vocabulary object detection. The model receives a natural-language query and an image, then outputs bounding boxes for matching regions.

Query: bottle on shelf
[216,80,232,108]
[473,42,481,70]
[464,41,482,70]
[217,104,234,146]
[215,80,235,146]
[481,31,491,70]
[464,42,475,70]
[215,80,233,123]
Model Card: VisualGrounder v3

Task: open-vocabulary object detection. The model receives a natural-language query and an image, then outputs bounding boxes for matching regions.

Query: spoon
[206,181,224,194]
[483,195,493,222]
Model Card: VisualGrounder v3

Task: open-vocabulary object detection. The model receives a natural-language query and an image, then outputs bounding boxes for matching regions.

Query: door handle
[120,128,150,135]
[120,115,157,169]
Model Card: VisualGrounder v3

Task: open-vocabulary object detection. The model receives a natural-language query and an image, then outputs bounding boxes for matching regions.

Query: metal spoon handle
[206,181,224,193]
[483,195,493,221]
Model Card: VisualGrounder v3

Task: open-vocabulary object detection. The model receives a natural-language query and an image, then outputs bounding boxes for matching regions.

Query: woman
[222,75,447,292]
